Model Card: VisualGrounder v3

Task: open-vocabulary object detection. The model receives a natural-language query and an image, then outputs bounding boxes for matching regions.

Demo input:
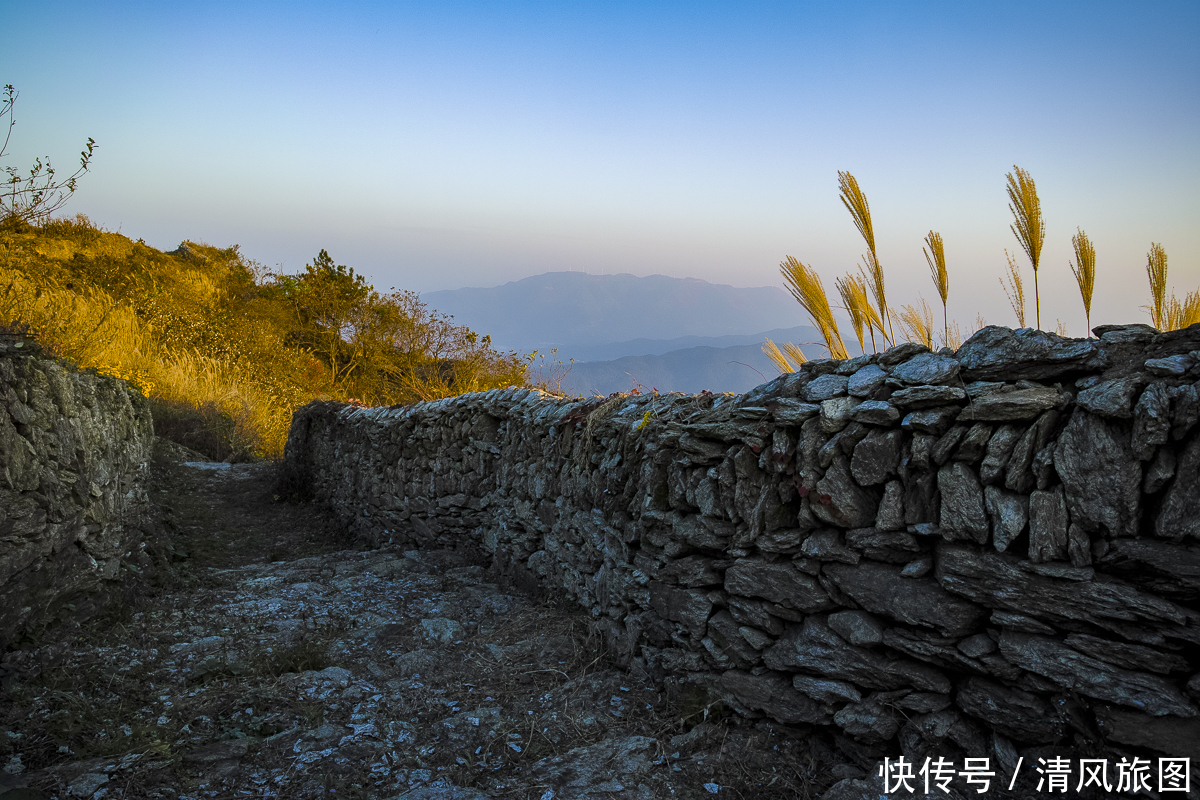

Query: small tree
[1,85,96,223]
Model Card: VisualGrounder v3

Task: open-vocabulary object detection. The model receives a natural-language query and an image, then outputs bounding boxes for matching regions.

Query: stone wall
[281,324,1200,768]
[0,334,155,648]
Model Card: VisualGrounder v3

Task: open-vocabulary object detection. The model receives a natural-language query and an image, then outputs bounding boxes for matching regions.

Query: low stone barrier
[0,334,154,647]
[281,323,1200,773]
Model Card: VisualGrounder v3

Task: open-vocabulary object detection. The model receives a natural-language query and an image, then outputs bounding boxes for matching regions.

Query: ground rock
[531,735,657,799]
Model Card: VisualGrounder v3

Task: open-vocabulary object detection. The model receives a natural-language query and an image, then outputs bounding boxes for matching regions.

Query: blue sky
[5,1,1198,334]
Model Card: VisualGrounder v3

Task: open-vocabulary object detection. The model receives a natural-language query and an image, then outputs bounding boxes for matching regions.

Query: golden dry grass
[1006,165,1045,329]
[780,255,848,359]
[1070,228,1096,335]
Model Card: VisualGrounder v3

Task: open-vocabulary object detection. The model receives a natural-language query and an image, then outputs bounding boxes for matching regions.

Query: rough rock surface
[0,335,154,648]
[11,324,1200,798]
[2,452,840,799]
[276,324,1200,787]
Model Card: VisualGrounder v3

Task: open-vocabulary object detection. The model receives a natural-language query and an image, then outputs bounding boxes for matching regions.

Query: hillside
[423,271,805,354]
[0,216,524,459]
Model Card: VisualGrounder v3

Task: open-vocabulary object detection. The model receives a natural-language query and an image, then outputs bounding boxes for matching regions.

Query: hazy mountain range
[424,272,834,395]
[423,272,804,353]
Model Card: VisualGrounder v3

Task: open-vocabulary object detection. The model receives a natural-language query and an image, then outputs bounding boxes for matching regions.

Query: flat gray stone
[850,429,902,486]
[792,673,862,704]
[901,408,958,435]
[1132,382,1171,460]
[847,364,887,397]
[827,610,884,646]
[984,485,1028,553]
[763,615,950,693]
[820,396,861,433]
[723,558,833,613]
[937,462,988,544]
[1146,354,1195,376]
[1157,435,1200,542]
[998,631,1196,716]
[1028,487,1069,563]
[803,373,849,402]
[813,456,879,529]
[889,353,961,386]
[1055,411,1142,538]
[849,399,900,425]
[824,561,987,637]
[890,385,967,408]
[936,542,1188,631]
[720,670,829,724]
[958,385,1062,422]
[957,326,1106,381]
[1077,374,1147,419]
[955,677,1063,744]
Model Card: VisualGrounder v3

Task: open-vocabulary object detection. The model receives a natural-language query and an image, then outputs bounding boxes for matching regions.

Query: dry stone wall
[281,323,1200,769]
[0,334,154,647]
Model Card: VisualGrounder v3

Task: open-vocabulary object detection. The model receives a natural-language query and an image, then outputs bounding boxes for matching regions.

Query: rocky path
[1,442,843,800]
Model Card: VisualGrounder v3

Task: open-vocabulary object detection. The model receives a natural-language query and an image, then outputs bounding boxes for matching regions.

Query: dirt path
[0,441,842,800]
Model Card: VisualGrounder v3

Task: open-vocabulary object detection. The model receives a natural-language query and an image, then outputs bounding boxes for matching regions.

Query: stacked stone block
[0,335,154,647]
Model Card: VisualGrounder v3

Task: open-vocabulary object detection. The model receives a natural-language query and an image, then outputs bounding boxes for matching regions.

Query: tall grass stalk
[1001,251,1027,327]
[838,171,893,345]
[780,255,848,359]
[836,274,878,354]
[1005,166,1045,330]
[1070,228,1096,335]
[1166,291,1200,331]
[1146,242,1168,330]
[897,299,935,349]
[762,338,807,374]
[923,231,949,344]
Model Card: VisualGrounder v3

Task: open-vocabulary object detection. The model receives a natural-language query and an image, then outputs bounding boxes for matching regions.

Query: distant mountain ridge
[566,325,824,363]
[422,271,805,354]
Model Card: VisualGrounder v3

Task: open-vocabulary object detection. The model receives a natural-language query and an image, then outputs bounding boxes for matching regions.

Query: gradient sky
[5,1,1198,335]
